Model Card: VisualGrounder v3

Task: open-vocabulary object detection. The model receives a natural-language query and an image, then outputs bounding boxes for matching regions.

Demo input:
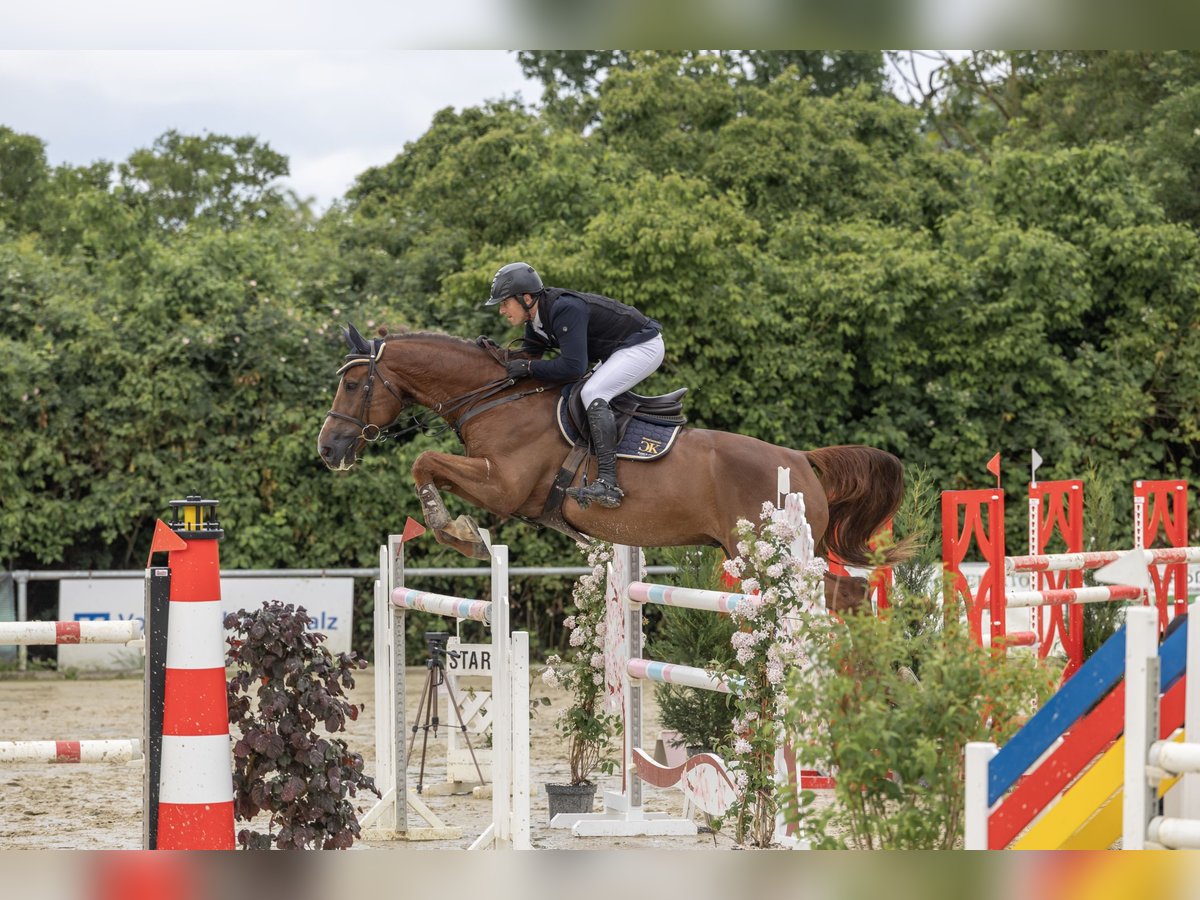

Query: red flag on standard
[146,519,188,567]
[401,516,427,544]
[986,453,1001,487]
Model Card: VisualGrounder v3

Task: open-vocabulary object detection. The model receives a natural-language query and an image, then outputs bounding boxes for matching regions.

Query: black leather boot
[566,398,624,509]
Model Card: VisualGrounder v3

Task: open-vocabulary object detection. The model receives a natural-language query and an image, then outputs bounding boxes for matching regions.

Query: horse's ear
[346,323,370,353]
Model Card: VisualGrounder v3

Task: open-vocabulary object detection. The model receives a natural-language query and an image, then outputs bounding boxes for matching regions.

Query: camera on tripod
[423,631,456,667]
[409,631,484,793]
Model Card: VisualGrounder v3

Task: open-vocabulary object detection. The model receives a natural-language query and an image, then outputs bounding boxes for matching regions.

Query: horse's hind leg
[824,572,870,615]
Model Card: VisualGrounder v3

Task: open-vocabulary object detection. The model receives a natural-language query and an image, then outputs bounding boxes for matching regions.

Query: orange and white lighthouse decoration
[155,495,236,849]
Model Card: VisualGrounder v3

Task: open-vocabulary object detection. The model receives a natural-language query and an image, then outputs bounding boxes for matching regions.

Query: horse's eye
[345,381,358,391]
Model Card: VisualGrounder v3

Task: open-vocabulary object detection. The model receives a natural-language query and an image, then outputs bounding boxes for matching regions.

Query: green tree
[119,130,295,231]
[0,127,51,234]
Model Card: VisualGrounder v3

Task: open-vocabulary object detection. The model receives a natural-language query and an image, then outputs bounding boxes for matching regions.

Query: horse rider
[485,261,665,509]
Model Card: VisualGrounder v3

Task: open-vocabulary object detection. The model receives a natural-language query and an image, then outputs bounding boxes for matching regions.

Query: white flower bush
[540,541,622,785]
[719,500,827,847]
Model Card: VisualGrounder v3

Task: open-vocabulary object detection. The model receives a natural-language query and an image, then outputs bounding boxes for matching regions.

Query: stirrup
[566,478,624,509]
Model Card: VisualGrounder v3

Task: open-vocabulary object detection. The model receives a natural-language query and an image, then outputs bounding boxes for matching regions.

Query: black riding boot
[567,398,625,509]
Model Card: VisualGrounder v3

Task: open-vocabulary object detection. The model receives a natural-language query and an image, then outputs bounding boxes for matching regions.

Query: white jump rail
[1004,585,1146,608]
[1007,546,1200,574]
[0,739,142,764]
[0,620,143,646]
[0,617,147,769]
[361,539,530,850]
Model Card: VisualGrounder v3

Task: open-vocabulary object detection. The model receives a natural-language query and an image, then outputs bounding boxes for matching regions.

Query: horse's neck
[384,338,493,415]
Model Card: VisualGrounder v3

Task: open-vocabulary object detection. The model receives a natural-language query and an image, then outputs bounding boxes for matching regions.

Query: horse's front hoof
[444,514,482,543]
[435,528,491,561]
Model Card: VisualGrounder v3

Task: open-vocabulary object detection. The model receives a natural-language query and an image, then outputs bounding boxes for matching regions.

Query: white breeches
[581,335,666,407]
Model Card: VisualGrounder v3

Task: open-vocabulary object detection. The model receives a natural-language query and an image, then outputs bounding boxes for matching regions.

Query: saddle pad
[556,397,682,461]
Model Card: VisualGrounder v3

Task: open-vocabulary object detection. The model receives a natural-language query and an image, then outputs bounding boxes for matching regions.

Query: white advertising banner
[57,577,354,670]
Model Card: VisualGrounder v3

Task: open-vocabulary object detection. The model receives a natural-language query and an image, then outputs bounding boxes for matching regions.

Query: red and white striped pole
[156,495,235,850]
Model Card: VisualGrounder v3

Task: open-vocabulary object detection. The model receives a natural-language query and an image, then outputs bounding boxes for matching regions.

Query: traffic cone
[155,495,235,850]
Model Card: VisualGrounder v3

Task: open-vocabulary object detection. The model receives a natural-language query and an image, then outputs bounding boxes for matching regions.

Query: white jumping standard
[361,537,531,850]
[554,488,817,842]
[1122,601,1200,849]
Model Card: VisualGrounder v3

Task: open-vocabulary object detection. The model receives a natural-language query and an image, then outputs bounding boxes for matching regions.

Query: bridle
[323,342,413,444]
[323,337,551,446]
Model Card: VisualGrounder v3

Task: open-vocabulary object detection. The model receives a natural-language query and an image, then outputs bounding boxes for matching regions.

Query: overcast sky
[2,3,545,210]
[0,50,539,210]
[2,3,977,212]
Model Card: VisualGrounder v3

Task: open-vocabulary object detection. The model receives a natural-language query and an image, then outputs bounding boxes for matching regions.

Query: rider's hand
[506,358,532,380]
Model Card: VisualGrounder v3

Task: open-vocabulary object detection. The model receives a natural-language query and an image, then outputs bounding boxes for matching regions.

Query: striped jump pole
[1004,585,1146,608]
[626,582,753,615]
[1007,546,1200,574]
[392,589,492,623]
[0,556,169,848]
[626,658,735,693]
[0,739,142,764]
[0,620,142,646]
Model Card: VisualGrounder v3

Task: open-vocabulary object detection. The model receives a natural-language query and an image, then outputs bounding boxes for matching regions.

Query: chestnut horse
[317,327,910,608]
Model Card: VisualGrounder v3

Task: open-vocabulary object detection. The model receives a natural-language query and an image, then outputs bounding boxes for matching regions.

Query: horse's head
[317,324,412,470]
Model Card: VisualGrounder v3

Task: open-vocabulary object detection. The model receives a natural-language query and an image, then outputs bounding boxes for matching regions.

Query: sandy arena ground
[0,669,748,851]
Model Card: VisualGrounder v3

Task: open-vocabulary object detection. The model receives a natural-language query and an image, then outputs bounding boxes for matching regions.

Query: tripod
[408,631,486,795]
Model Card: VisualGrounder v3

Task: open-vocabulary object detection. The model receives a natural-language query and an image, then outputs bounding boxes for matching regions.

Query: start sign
[447,641,493,675]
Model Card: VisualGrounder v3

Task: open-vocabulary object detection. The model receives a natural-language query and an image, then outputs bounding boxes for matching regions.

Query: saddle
[559,381,686,451]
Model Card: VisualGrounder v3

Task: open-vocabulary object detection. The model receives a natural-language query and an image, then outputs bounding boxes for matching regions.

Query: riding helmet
[484,262,543,306]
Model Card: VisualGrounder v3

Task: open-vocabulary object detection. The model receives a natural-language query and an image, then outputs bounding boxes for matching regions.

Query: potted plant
[541,541,623,823]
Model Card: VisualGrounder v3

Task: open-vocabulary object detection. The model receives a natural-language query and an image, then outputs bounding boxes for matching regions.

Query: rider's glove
[506,358,532,380]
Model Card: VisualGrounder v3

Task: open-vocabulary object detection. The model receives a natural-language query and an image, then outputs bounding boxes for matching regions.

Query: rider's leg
[570,336,665,508]
[579,335,665,408]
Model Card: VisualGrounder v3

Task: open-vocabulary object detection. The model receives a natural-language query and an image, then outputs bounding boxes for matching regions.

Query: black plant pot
[545,782,598,823]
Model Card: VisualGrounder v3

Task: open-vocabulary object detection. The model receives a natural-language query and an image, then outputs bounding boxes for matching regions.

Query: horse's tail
[805,445,915,568]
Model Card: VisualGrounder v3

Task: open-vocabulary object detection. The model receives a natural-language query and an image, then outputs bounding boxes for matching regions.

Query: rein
[324,343,550,446]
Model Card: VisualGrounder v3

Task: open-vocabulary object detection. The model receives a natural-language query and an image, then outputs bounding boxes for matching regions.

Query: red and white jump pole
[0,739,142,764]
[0,620,142,645]
[1007,546,1200,573]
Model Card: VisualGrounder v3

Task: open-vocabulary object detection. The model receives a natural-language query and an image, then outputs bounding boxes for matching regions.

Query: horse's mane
[378,326,480,352]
